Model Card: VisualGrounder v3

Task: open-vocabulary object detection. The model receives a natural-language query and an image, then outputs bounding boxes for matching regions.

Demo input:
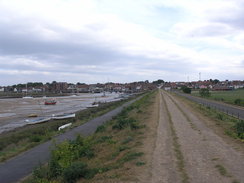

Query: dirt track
[148,90,244,183]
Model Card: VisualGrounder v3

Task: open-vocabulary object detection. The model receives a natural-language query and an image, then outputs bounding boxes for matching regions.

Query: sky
[0,0,244,85]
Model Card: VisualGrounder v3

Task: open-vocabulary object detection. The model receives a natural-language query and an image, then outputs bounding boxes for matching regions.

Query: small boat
[44,99,57,105]
[86,102,99,108]
[58,123,72,131]
[25,117,51,124]
[28,114,38,117]
[23,96,33,99]
[51,113,76,120]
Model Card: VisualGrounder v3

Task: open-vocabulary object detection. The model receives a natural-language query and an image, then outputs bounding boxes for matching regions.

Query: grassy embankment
[0,96,138,162]
[172,92,244,140]
[191,89,244,107]
[22,91,156,183]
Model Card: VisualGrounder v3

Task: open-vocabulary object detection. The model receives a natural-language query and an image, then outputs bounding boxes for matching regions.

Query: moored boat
[44,99,57,105]
[58,123,72,130]
[28,114,38,117]
[25,117,51,124]
[51,113,75,120]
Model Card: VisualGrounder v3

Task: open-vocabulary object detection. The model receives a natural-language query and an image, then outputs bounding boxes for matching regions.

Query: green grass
[0,97,135,162]
[22,91,156,183]
[191,89,244,106]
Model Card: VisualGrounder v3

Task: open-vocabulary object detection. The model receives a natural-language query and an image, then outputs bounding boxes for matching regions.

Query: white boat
[58,123,72,131]
[25,117,51,124]
[23,96,33,99]
[86,103,99,108]
[51,113,76,120]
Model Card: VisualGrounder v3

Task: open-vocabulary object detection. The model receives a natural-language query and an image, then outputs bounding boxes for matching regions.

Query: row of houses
[0,81,156,94]
[162,80,244,91]
[1,80,243,94]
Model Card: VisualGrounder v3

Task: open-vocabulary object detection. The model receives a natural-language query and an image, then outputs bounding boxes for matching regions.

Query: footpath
[0,97,141,183]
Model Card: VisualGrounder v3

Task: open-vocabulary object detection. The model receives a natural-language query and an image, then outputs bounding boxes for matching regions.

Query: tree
[181,86,191,94]
[152,79,164,85]
[199,88,211,97]
[213,79,219,84]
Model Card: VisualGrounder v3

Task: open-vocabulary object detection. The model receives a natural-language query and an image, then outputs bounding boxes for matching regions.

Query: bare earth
[140,90,244,183]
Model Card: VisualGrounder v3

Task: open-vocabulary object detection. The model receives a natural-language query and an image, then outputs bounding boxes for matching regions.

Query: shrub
[95,125,106,133]
[181,86,191,94]
[130,122,140,130]
[234,98,242,105]
[199,88,211,97]
[29,135,42,142]
[33,165,49,179]
[63,162,89,183]
[96,136,112,143]
[217,114,224,120]
[235,120,244,139]
[112,117,136,130]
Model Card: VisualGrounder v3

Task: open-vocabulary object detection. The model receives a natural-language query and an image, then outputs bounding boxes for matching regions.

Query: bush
[95,125,106,133]
[181,86,191,94]
[63,162,89,183]
[199,88,211,97]
[33,165,49,179]
[235,120,244,139]
[112,117,136,130]
[234,98,242,105]
[217,114,224,120]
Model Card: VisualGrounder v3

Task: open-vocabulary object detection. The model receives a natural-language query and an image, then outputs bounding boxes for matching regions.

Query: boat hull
[25,117,51,125]
[52,113,75,120]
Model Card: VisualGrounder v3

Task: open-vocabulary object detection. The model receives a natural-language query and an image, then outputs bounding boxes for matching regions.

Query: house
[0,87,4,92]
[199,85,208,89]
[76,84,89,93]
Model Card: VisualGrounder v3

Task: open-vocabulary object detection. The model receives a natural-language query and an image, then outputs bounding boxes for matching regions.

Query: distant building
[76,84,89,93]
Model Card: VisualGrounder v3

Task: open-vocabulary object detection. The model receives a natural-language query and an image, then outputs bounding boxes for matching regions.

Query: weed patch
[215,164,230,177]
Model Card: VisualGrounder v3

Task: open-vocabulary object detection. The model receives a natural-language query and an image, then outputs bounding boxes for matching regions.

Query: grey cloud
[0,21,127,66]
[190,24,233,37]
[208,1,244,30]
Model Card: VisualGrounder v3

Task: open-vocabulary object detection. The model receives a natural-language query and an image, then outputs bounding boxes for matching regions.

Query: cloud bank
[0,0,243,85]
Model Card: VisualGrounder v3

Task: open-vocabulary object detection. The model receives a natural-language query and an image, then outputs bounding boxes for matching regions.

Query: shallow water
[0,93,120,133]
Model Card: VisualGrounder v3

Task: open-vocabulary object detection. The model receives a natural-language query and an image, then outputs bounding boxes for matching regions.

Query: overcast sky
[0,0,244,85]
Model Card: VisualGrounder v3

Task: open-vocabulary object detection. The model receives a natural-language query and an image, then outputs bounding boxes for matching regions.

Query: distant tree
[181,86,191,94]
[152,79,164,85]
[199,88,211,97]
[213,79,220,84]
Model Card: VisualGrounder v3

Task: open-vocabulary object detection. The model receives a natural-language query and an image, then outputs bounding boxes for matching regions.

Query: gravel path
[150,91,181,183]
[163,91,244,183]
[0,97,141,183]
